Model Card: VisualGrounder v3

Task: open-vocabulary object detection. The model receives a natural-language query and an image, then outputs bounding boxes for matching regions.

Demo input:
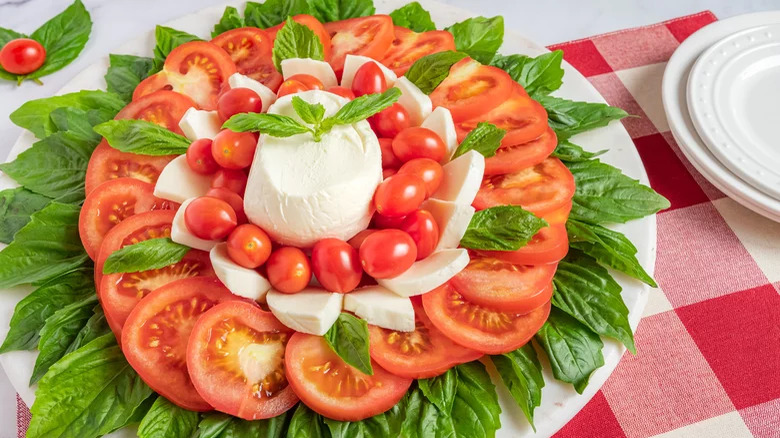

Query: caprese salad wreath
[0,1,670,437]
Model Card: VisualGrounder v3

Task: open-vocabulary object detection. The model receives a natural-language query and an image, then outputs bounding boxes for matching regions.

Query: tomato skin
[368,103,410,138]
[226,224,273,269]
[266,247,312,294]
[484,127,557,176]
[351,62,387,97]
[399,210,439,260]
[373,173,427,217]
[397,158,443,196]
[184,197,238,240]
[382,168,397,179]
[311,238,363,293]
[277,79,310,98]
[211,27,276,86]
[324,15,394,74]
[379,137,402,169]
[430,57,514,122]
[217,88,263,122]
[348,229,377,249]
[205,187,247,224]
[186,139,219,175]
[479,224,569,265]
[381,28,456,76]
[288,74,325,90]
[212,168,248,195]
[359,229,417,279]
[372,213,407,229]
[327,86,355,100]
[0,38,45,74]
[392,127,447,163]
[211,130,258,170]
[542,200,572,225]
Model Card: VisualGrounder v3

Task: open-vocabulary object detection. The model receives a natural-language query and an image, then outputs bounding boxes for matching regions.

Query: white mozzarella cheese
[266,288,343,335]
[431,150,485,204]
[171,198,220,252]
[378,249,470,297]
[340,55,397,90]
[343,286,415,332]
[178,107,222,141]
[210,243,271,302]
[153,155,213,204]
[281,58,338,88]
[228,73,277,112]
[244,90,382,247]
[421,199,475,251]
[421,106,458,162]
[394,76,432,126]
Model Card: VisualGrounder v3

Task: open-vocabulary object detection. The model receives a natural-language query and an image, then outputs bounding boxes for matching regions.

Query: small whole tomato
[397,158,443,197]
[0,38,46,75]
[206,187,247,223]
[311,238,363,293]
[351,62,386,97]
[368,103,410,138]
[382,168,397,179]
[399,210,439,260]
[212,168,248,195]
[288,74,325,90]
[217,88,263,122]
[186,138,220,175]
[184,197,238,240]
[359,229,417,279]
[211,130,257,170]
[392,127,447,163]
[373,173,426,217]
[348,229,377,249]
[372,213,407,229]
[326,86,355,100]
[379,138,402,169]
[277,79,308,98]
[226,224,272,268]
[266,247,312,294]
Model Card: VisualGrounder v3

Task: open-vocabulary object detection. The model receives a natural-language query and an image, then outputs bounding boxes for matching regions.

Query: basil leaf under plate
[0,187,51,244]
[153,25,202,69]
[198,411,290,438]
[308,0,376,23]
[389,2,436,32]
[211,6,245,38]
[445,16,504,64]
[490,51,564,98]
[138,396,199,438]
[551,140,607,163]
[418,367,457,414]
[245,0,312,29]
[105,54,156,102]
[491,344,545,430]
[540,95,628,139]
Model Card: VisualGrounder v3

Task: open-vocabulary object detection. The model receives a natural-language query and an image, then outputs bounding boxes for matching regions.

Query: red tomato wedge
[381,27,456,75]
[285,332,412,421]
[422,283,551,355]
[448,253,557,313]
[133,41,237,110]
[430,57,514,122]
[115,90,197,135]
[266,14,332,61]
[484,127,558,176]
[368,299,482,379]
[187,301,299,420]
[122,277,240,411]
[211,27,282,91]
[474,157,576,216]
[479,224,569,265]
[99,250,215,340]
[324,15,394,74]
[85,141,175,196]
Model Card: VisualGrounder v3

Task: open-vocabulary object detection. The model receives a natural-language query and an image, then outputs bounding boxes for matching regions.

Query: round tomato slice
[187,301,299,420]
[99,250,214,339]
[266,15,332,61]
[381,27,456,76]
[542,200,573,225]
[122,277,239,411]
[479,224,568,265]
[430,57,515,122]
[85,140,175,195]
[324,15,394,74]
[285,332,412,422]
[134,41,237,110]
[368,298,482,379]
[211,27,282,90]
[474,157,576,216]
[115,90,196,135]
[422,283,551,355]
[484,127,557,176]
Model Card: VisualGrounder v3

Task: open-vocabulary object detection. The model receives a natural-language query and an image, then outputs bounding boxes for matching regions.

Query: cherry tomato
[327,86,355,100]
[372,213,407,229]
[382,168,397,179]
[212,168,248,195]
[211,130,257,170]
[184,197,238,240]
[186,139,220,175]
[359,229,416,279]
[226,224,272,268]
[379,138,402,169]
[266,247,312,293]
[205,187,247,224]
[348,229,377,249]
[217,88,263,122]
[399,210,439,260]
[397,158,443,197]
[373,173,426,217]
[311,238,363,293]
[0,38,45,75]
[392,127,447,163]
[277,79,310,98]
[351,62,386,97]
[368,103,410,138]
[288,74,325,90]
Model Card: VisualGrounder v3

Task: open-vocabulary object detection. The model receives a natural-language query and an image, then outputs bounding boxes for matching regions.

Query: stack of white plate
[663,12,780,222]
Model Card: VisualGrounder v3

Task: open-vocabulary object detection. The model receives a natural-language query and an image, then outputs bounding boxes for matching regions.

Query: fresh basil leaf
[567,159,670,224]
[0,202,88,289]
[71,306,111,354]
[452,122,505,159]
[389,2,435,32]
[405,50,467,94]
[0,28,27,81]
[120,395,157,430]
[536,307,605,394]
[461,205,547,251]
[551,140,606,163]
[451,361,502,436]
[137,396,199,438]
[491,344,544,429]
[27,334,154,438]
[540,96,628,139]
[102,238,189,275]
[94,119,190,156]
[212,6,246,38]
[400,387,449,437]
[105,54,156,102]
[245,0,312,29]
[153,26,202,69]
[198,411,290,438]
[445,16,503,64]
[0,188,51,244]
[418,368,457,414]
[287,404,329,438]
[490,51,564,98]
[48,107,104,140]
[324,400,406,438]
[292,96,326,125]
[324,312,373,375]
[223,113,311,137]
[323,88,401,127]
[308,0,375,23]
[272,17,325,71]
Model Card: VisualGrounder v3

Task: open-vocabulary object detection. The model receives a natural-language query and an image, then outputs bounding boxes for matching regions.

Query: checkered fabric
[14,11,780,438]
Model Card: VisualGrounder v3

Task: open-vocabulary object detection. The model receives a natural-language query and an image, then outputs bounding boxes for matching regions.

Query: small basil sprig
[453,122,506,159]
[102,238,189,274]
[323,313,373,375]
[272,17,325,71]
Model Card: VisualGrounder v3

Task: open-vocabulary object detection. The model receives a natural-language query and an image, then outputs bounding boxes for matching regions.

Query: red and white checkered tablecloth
[13,11,780,438]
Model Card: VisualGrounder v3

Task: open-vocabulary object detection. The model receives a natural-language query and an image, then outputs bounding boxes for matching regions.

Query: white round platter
[0,1,655,437]
[663,11,780,222]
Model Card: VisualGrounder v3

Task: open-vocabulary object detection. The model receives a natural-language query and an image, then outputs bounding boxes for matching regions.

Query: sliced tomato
[381,27,456,76]
[479,224,568,265]
[85,140,175,195]
[285,332,412,421]
[324,15,394,74]
[542,200,573,225]
[133,41,237,110]
[266,14,332,61]
[430,57,515,122]
[484,127,557,176]
[474,157,575,216]
[211,27,282,91]
[187,301,299,420]
[115,90,196,134]
[99,250,214,340]
[422,283,551,355]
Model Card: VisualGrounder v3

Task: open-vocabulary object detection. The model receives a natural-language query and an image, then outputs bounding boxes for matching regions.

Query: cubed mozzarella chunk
[343,286,415,332]
[395,76,432,126]
[153,155,213,204]
[228,73,277,112]
[341,55,397,90]
[377,249,470,297]
[171,198,220,252]
[281,58,338,88]
[431,150,485,204]
[210,243,271,302]
[266,288,343,335]
[422,199,475,251]
[421,106,458,162]
[178,107,222,141]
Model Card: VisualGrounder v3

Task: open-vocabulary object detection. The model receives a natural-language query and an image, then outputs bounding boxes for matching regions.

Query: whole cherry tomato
[348,229,377,249]
[277,79,309,98]
[392,127,447,163]
[186,139,220,175]
[0,38,45,75]
[206,187,247,224]
[372,213,407,229]
[359,229,417,279]
[373,173,426,217]
[217,88,263,122]
[327,86,355,100]
[399,210,439,260]
[382,168,397,179]
[379,138,402,169]
[226,224,272,268]
[212,130,257,170]
[397,158,443,197]
[288,74,325,90]
[212,168,248,195]
[368,103,410,138]
[184,197,238,240]
[266,247,312,294]
[351,62,386,97]
[311,238,363,293]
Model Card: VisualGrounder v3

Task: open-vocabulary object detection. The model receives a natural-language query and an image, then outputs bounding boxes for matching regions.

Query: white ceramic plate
[0,1,655,437]
[687,23,780,199]
[663,12,780,222]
